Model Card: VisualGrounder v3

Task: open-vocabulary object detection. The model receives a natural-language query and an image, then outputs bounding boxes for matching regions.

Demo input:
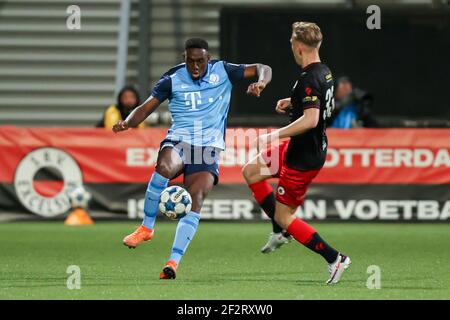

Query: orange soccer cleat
[123,225,154,249]
[159,260,178,279]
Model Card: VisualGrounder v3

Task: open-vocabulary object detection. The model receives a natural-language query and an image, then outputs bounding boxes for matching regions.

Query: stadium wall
[0,127,449,222]
[221,8,450,124]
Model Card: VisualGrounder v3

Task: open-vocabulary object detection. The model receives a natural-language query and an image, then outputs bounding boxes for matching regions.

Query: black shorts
[159,139,221,185]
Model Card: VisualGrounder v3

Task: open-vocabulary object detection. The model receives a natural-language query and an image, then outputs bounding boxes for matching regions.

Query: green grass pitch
[0,221,449,299]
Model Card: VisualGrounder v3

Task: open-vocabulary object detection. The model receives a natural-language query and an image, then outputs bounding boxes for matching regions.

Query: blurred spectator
[97,85,145,129]
[328,76,377,128]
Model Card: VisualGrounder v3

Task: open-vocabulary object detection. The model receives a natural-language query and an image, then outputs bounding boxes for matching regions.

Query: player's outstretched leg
[160,171,213,279]
[275,201,351,285]
[123,147,183,248]
[243,153,291,254]
[123,173,168,248]
[160,211,201,279]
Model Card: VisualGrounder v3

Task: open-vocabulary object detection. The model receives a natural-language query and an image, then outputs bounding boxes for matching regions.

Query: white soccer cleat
[260,232,292,254]
[326,253,351,285]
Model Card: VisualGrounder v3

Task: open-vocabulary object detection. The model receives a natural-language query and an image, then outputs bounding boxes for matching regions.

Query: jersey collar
[187,63,211,86]
[301,61,321,71]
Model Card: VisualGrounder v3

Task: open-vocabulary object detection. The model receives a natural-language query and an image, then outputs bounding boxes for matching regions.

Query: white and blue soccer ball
[67,186,91,209]
[158,186,192,220]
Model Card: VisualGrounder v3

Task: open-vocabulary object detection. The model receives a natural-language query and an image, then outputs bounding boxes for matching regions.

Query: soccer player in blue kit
[113,38,272,279]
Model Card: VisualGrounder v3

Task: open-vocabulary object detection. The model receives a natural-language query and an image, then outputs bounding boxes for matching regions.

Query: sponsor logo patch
[305,87,312,95]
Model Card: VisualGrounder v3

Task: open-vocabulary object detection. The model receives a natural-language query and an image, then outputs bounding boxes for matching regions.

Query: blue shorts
[159,139,221,185]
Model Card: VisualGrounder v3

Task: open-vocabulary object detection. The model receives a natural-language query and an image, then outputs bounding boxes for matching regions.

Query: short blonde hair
[292,21,323,48]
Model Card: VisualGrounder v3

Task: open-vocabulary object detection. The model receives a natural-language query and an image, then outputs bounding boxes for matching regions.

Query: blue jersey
[151,60,245,150]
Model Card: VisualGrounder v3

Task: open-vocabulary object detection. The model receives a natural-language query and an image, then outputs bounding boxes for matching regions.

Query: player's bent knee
[242,163,252,180]
[242,163,263,184]
[155,161,179,179]
[155,163,171,179]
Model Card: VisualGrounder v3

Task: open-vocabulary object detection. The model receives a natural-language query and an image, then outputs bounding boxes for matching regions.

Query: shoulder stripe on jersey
[209,59,221,66]
[163,63,186,77]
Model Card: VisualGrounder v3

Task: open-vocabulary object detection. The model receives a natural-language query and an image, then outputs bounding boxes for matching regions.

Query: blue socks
[169,211,201,265]
[141,173,200,266]
[142,172,169,229]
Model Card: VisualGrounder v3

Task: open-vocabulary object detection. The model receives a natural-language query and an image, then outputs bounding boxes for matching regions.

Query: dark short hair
[185,38,209,51]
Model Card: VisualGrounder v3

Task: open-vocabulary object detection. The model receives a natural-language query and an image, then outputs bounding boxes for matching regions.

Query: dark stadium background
[221,8,450,126]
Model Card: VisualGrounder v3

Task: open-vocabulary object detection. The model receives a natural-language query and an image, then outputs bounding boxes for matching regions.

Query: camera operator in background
[328,76,378,128]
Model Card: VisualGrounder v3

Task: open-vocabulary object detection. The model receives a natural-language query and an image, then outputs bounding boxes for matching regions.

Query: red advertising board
[0,127,449,220]
[0,127,449,185]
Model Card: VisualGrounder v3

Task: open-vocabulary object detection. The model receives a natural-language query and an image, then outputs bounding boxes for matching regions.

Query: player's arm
[275,77,322,137]
[258,108,319,149]
[243,63,272,97]
[259,76,322,147]
[273,84,321,138]
[112,96,161,133]
[274,108,320,138]
[113,73,171,133]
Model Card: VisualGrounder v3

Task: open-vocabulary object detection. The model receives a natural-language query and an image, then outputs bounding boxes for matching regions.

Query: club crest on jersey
[209,73,220,85]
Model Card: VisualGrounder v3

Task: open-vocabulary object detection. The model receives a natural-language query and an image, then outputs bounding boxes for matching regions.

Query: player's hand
[275,98,292,114]
[246,81,266,97]
[112,120,129,133]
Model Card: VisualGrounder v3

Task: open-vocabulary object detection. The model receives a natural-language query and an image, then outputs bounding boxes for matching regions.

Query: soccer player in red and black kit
[243,22,351,284]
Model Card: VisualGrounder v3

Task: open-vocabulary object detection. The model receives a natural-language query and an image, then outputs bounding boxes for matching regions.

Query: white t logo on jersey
[184,91,202,110]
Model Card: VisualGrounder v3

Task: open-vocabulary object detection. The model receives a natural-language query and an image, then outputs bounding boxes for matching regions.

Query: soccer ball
[67,186,91,209]
[158,186,192,220]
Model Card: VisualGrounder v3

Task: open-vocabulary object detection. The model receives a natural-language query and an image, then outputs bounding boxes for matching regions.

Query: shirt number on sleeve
[323,86,335,120]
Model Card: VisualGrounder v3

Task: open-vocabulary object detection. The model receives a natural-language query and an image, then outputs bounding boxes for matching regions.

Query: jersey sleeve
[223,61,245,85]
[300,77,321,110]
[151,75,172,102]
